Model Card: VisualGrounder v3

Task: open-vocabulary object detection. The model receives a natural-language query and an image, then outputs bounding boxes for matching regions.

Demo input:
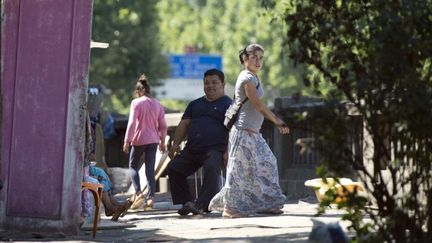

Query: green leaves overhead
[157,0,304,99]
[268,0,432,241]
[90,0,306,111]
[90,0,169,110]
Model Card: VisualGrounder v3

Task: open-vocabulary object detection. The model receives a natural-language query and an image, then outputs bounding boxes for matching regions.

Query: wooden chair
[81,182,103,238]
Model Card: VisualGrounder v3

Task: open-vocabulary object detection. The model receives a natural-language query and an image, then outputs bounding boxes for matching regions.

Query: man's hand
[168,143,180,159]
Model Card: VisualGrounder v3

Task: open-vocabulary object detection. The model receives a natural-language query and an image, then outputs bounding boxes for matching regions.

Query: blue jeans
[129,143,158,197]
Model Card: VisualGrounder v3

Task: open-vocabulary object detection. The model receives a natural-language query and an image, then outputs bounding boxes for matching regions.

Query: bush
[264,0,432,241]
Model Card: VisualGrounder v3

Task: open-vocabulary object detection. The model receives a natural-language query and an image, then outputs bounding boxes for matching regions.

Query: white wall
[154,78,235,101]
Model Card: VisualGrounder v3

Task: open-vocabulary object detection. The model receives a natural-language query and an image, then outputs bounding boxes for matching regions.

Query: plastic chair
[81,182,103,238]
[193,168,225,199]
[304,178,365,203]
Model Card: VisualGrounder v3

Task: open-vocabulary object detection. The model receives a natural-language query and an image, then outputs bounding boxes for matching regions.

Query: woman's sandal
[222,208,246,218]
[145,197,154,209]
[130,193,146,210]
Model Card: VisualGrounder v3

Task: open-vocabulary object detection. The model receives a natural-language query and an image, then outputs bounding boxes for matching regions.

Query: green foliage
[267,0,432,242]
[160,99,188,113]
[156,0,306,102]
[91,0,309,112]
[90,0,169,109]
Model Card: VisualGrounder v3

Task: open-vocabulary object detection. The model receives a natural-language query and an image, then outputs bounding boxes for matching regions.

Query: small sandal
[146,197,154,209]
[222,208,246,218]
[130,193,146,210]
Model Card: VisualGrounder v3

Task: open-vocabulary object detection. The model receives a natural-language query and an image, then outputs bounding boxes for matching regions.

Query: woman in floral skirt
[209,43,289,218]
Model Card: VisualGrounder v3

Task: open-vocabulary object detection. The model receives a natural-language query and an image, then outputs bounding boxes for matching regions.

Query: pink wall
[1,0,93,234]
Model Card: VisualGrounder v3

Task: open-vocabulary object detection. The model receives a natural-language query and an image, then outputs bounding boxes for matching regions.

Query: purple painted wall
[1,0,93,234]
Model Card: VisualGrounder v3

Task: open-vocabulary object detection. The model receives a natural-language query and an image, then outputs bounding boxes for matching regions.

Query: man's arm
[168,118,191,159]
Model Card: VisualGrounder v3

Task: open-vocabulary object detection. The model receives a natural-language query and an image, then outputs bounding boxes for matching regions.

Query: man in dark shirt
[167,68,231,215]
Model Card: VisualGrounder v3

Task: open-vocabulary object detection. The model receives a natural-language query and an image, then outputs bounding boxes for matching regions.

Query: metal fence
[263,96,363,200]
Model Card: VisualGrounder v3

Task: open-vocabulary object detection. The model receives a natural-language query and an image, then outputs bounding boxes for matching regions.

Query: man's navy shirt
[182,95,232,152]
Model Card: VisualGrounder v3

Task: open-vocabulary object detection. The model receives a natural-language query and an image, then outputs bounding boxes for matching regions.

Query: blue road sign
[169,54,222,79]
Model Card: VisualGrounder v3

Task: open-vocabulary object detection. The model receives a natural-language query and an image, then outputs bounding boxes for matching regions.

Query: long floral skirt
[209,127,286,215]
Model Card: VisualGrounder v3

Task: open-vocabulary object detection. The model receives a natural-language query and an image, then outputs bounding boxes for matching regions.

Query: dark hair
[135,74,151,96]
[203,68,225,83]
[238,43,265,65]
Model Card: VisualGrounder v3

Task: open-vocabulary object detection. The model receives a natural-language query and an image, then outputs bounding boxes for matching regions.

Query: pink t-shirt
[124,96,167,146]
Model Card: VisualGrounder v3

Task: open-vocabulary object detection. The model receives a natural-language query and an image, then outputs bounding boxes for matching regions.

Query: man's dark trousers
[167,149,223,211]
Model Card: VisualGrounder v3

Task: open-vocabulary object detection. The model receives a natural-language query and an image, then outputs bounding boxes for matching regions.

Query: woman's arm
[123,101,138,153]
[244,81,289,134]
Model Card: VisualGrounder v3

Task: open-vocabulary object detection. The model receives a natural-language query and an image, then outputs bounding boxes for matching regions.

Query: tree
[90,0,169,112]
[265,0,432,241]
[156,0,305,105]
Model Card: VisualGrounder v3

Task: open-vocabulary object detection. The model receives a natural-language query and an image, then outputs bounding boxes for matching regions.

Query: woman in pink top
[123,74,168,208]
